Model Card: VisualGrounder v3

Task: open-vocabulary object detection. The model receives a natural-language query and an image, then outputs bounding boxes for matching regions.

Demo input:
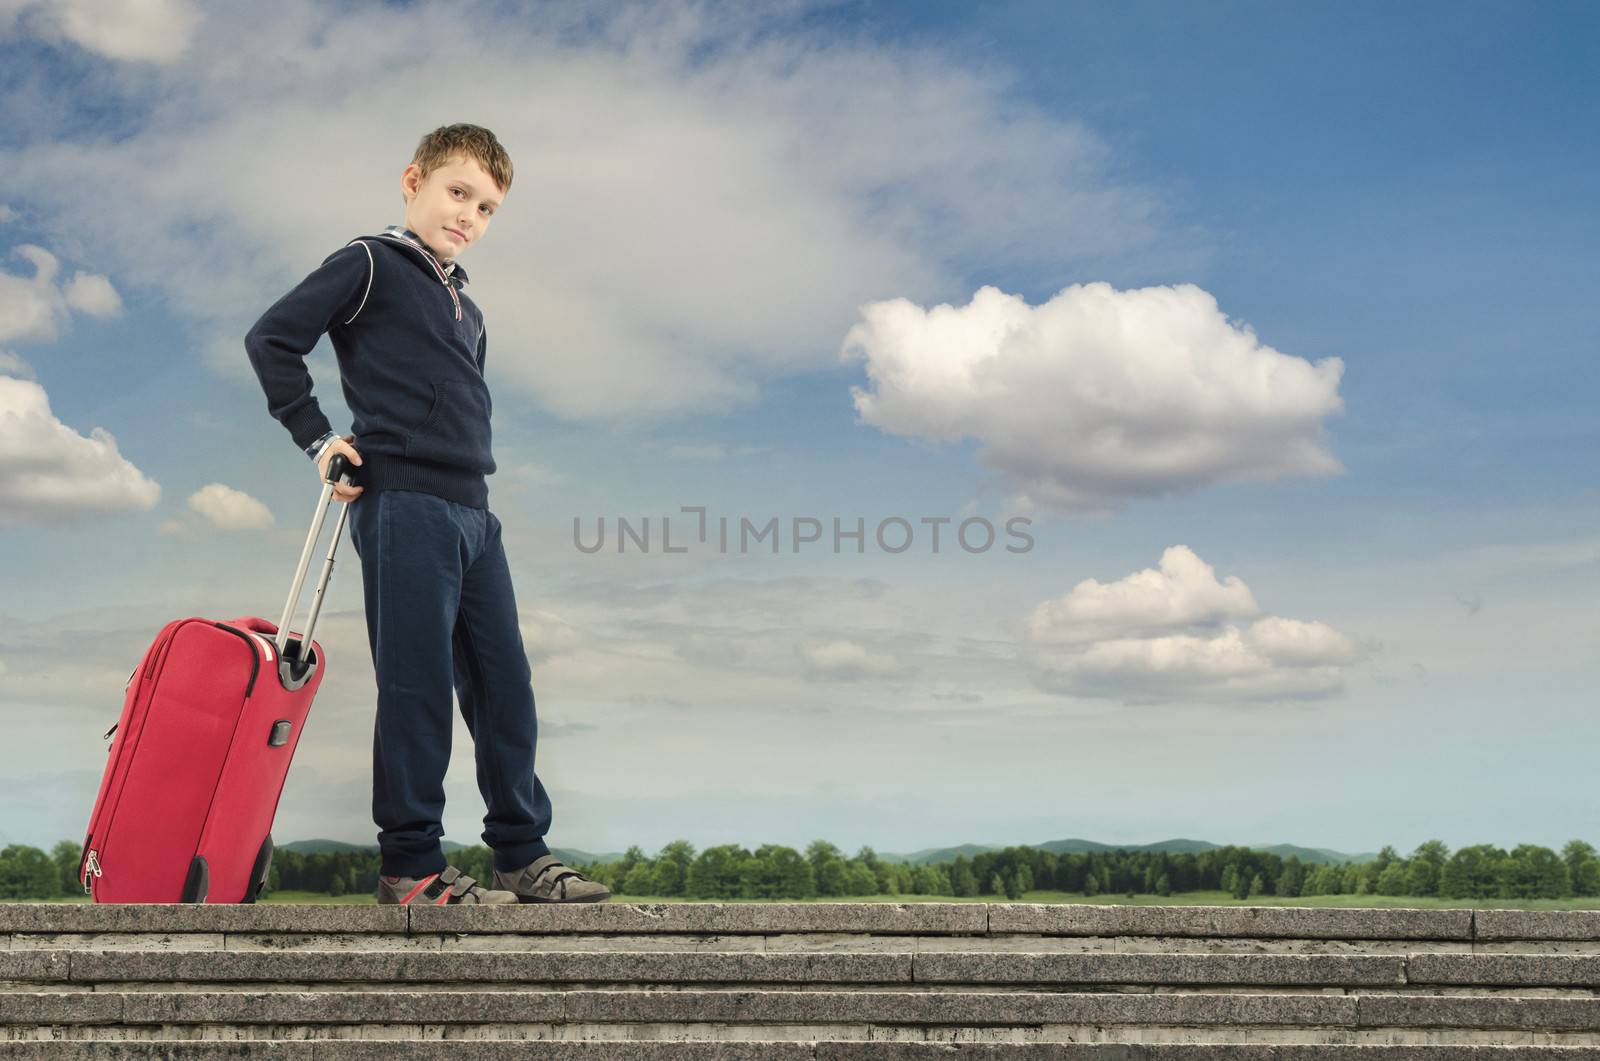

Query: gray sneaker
[375,865,518,905]
[493,854,612,903]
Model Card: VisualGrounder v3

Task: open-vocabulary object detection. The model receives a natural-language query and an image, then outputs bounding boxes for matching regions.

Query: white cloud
[1025,544,1259,646]
[186,482,274,530]
[0,374,161,524]
[497,461,566,493]
[63,271,122,316]
[0,204,14,223]
[799,638,906,682]
[3,0,203,63]
[0,348,34,378]
[3,0,1178,422]
[1021,546,1363,704]
[843,283,1345,512]
[0,244,122,345]
[520,609,582,664]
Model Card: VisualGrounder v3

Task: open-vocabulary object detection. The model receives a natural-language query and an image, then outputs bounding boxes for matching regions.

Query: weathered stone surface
[223,933,439,953]
[0,1046,313,1059]
[1358,992,1600,1031]
[69,950,913,984]
[435,933,765,953]
[9,901,1600,1054]
[117,991,565,1024]
[1474,910,1600,942]
[3,1037,1600,1057]
[911,952,1407,987]
[560,989,1357,1027]
[11,933,226,952]
[0,951,68,982]
[1,990,1360,1029]
[408,903,987,936]
[0,905,404,935]
[323,1046,814,1059]
[1405,954,1600,987]
[813,1048,1600,1060]
[0,991,121,1023]
[12,903,1594,946]
[989,905,1472,942]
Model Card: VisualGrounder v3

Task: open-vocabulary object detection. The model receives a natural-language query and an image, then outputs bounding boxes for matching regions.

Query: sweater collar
[380,224,469,286]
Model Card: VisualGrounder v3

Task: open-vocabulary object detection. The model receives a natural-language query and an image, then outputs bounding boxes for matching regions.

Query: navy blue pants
[346,488,553,878]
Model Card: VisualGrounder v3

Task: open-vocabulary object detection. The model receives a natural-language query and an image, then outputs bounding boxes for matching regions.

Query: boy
[244,124,608,905]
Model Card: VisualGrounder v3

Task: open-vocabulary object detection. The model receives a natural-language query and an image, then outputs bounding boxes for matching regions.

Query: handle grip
[325,451,353,486]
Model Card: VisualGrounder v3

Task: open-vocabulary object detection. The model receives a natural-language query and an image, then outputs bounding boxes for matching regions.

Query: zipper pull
[103,721,118,741]
[125,663,137,690]
[82,850,102,894]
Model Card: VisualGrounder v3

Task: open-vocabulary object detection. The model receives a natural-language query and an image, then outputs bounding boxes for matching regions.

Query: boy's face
[400,154,504,260]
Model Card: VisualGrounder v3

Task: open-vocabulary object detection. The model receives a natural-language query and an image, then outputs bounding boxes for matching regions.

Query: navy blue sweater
[245,226,495,508]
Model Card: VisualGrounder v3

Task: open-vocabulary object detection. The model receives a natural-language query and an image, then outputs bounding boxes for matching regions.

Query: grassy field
[14,889,1600,909]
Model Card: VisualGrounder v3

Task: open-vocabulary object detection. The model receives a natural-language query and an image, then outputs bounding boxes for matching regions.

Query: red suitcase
[79,455,357,903]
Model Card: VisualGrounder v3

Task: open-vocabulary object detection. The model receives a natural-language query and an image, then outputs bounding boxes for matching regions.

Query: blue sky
[0,0,1595,863]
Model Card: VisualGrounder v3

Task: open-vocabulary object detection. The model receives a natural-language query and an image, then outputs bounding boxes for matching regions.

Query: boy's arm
[244,242,374,454]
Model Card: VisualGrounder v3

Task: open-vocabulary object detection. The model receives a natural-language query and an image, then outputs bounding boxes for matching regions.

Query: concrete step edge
[4,1036,1600,1058]
[3,988,1600,1031]
[0,904,1593,944]
[6,950,1599,988]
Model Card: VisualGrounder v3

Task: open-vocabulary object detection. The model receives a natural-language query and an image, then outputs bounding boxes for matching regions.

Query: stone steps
[2,901,1598,1058]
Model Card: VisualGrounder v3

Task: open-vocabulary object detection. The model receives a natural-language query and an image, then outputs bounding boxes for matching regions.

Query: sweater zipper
[380,233,462,321]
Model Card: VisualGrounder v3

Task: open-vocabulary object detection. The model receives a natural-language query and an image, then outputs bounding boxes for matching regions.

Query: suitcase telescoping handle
[273,452,354,690]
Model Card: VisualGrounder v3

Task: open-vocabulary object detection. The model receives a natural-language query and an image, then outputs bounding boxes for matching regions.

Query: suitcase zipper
[213,623,264,696]
[101,654,151,751]
[81,619,180,896]
[85,619,217,899]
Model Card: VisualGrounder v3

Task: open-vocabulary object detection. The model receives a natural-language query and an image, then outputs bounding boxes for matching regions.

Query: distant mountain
[883,843,1006,865]
[1245,843,1380,865]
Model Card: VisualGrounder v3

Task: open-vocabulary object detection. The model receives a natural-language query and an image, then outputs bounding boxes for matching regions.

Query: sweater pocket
[403,379,495,474]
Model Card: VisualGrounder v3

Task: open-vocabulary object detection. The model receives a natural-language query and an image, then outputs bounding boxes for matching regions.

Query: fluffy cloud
[186,482,274,530]
[520,609,583,664]
[0,0,203,64]
[799,638,905,682]
[843,283,1345,512]
[2,0,1174,423]
[1021,545,1363,703]
[1024,543,1259,646]
[0,374,160,525]
[0,244,122,345]
[0,349,33,377]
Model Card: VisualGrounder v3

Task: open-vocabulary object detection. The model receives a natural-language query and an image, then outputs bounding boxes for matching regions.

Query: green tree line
[7,838,1599,901]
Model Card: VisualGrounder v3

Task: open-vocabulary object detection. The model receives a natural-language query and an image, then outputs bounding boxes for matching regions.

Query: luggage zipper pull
[103,721,118,742]
[82,850,102,894]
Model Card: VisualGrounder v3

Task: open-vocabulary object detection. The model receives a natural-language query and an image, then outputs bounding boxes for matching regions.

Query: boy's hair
[407,123,514,197]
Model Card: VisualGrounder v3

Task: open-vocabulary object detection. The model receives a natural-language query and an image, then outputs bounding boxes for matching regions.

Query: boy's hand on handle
[320,435,364,502]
